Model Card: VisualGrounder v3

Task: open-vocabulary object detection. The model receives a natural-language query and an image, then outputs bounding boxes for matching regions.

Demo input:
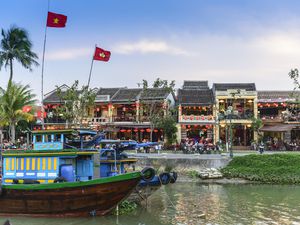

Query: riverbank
[221,153,300,184]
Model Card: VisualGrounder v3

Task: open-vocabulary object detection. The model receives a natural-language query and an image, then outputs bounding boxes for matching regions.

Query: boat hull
[0,172,141,217]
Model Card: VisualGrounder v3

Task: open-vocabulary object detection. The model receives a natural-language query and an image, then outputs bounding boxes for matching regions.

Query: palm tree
[0,82,36,143]
[0,26,39,84]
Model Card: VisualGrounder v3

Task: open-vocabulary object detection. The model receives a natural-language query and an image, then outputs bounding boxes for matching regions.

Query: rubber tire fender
[54,176,67,183]
[159,172,171,185]
[169,171,178,184]
[141,167,156,182]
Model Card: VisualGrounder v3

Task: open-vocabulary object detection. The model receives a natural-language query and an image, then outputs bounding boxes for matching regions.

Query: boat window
[53,134,61,142]
[35,135,42,142]
[44,135,52,142]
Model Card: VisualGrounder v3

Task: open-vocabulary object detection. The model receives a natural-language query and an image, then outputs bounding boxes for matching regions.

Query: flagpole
[87,44,96,88]
[41,0,50,130]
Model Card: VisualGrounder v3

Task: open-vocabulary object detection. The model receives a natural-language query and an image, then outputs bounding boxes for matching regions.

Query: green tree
[0,26,39,84]
[138,78,175,142]
[289,68,300,90]
[288,69,300,101]
[157,112,178,146]
[0,82,36,143]
[251,117,263,141]
[55,80,96,128]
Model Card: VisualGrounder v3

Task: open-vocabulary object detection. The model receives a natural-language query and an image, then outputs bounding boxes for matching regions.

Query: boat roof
[32,129,75,135]
[31,129,97,136]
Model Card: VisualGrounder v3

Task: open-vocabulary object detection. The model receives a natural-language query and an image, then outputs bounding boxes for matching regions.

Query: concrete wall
[134,157,231,173]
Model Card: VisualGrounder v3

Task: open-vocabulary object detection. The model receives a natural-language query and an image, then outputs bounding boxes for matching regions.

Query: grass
[221,154,300,184]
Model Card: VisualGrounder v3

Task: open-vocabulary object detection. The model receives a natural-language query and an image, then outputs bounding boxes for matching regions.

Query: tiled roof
[213,83,256,91]
[97,88,121,97]
[178,89,214,105]
[258,91,300,102]
[183,80,209,90]
[111,88,142,102]
[140,88,171,100]
[44,91,63,103]
[44,85,70,103]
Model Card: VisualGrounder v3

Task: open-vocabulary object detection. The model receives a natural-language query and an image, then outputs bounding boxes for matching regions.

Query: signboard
[95,95,110,102]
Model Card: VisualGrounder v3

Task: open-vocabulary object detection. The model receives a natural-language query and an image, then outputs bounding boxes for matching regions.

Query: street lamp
[219,106,237,158]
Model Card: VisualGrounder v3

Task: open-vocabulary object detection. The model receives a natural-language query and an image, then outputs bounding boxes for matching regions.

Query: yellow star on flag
[99,53,106,58]
[53,18,59,24]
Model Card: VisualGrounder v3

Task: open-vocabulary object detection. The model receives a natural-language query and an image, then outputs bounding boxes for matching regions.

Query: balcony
[260,115,284,123]
[112,116,137,122]
[91,117,109,124]
[218,111,254,120]
[44,117,66,124]
[179,115,215,123]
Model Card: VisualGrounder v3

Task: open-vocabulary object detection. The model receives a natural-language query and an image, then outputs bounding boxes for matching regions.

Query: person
[259,141,264,154]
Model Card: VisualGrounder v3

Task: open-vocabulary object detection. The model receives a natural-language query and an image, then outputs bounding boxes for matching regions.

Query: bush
[221,154,300,184]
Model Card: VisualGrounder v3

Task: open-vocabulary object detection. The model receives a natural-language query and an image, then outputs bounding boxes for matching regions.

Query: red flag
[93,47,111,62]
[47,12,67,28]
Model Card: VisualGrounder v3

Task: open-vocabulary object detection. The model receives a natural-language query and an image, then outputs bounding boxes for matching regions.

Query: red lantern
[134,129,138,132]
[22,105,32,113]
[140,129,145,132]
[120,129,126,132]
[127,129,131,133]
[96,108,100,112]
[146,128,151,133]
[154,129,158,133]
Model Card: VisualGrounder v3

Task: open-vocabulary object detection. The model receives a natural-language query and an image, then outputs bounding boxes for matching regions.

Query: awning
[260,124,295,132]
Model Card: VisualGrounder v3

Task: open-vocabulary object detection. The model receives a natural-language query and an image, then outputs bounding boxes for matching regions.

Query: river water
[1,182,300,225]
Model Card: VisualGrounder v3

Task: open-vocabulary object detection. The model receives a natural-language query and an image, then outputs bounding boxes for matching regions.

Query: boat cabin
[1,130,97,184]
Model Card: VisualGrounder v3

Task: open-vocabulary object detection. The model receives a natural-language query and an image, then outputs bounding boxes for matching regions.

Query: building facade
[41,80,299,148]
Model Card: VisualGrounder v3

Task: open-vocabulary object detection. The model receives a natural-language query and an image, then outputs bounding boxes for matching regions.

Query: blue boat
[0,129,154,217]
[96,139,178,203]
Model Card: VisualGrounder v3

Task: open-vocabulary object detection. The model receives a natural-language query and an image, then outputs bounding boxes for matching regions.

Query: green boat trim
[31,129,75,135]
[2,150,98,157]
[2,171,141,190]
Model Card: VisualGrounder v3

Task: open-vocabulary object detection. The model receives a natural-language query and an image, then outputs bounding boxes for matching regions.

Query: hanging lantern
[146,128,151,133]
[140,129,145,132]
[120,129,126,132]
[134,128,139,132]
[22,105,32,113]
[188,125,191,128]
[160,129,163,132]
[96,107,100,112]
[127,129,131,133]
[154,129,158,133]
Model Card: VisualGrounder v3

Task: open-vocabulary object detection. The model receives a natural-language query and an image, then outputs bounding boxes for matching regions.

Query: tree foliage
[0,26,39,83]
[157,112,178,145]
[55,80,96,127]
[251,117,263,140]
[138,78,176,143]
[0,82,36,143]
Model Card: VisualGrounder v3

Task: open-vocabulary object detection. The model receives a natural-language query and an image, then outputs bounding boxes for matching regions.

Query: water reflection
[1,183,300,225]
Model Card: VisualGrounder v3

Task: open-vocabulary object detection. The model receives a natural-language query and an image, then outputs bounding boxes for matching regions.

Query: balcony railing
[112,116,137,122]
[218,111,254,120]
[179,115,215,123]
[91,117,109,123]
[44,118,66,124]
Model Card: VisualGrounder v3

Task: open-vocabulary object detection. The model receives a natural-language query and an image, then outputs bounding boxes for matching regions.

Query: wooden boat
[0,129,152,217]
[0,172,141,217]
[97,141,177,203]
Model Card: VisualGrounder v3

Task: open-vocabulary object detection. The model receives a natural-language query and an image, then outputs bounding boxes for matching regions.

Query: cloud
[113,40,190,56]
[46,47,91,60]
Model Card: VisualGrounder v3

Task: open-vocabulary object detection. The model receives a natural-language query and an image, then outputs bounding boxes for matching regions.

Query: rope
[158,174,176,210]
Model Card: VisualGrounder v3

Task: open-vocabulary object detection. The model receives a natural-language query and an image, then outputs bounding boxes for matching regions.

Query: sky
[1,0,300,102]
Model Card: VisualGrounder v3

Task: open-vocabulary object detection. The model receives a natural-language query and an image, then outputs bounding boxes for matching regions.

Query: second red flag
[47,12,67,28]
[93,47,111,62]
